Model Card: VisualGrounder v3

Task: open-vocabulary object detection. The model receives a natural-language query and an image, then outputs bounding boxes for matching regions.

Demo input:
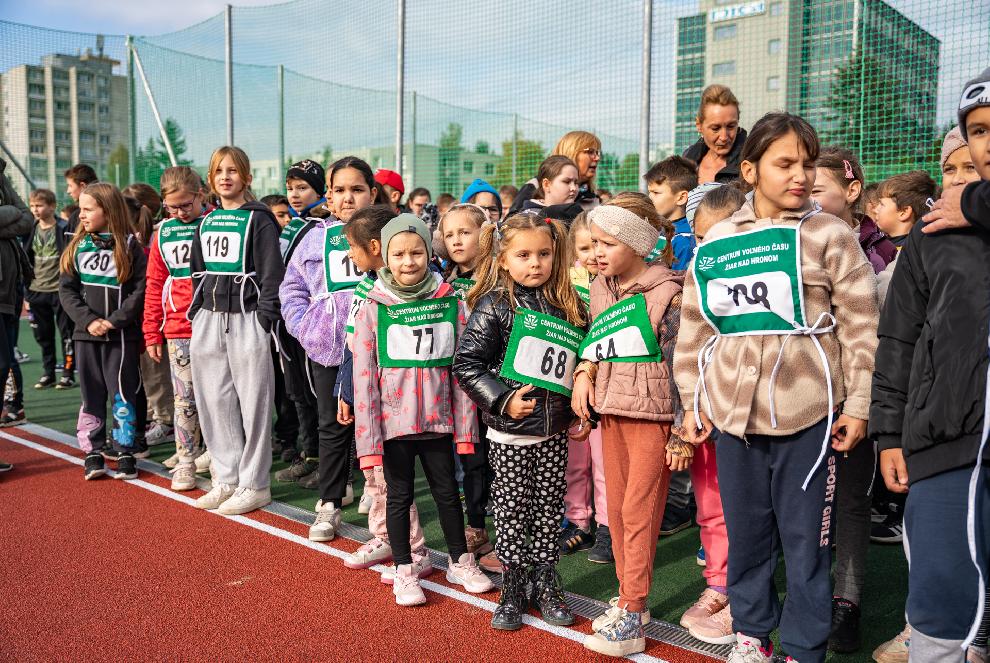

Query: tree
[438,123,463,194]
[492,131,545,188]
[106,144,129,187]
[134,118,192,186]
[474,140,489,155]
[595,152,620,192]
[613,153,640,192]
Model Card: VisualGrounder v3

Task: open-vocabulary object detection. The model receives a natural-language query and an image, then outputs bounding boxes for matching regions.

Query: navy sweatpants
[716,417,835,663]
[905,465,989,661]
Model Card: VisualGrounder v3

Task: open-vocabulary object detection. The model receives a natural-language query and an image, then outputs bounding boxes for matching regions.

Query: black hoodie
[188,200,285,332]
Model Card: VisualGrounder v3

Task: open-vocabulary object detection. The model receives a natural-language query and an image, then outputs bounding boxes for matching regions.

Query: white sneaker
[195,450,211,474]
[217,486,272,515]
[358,490,372,514]
[195,482,236,510]
[381,549,433,585]
[163,452,180,469]
[592,597,652,632]
[393,564,427,606]
[446,552,494,593]
[344,537,393,569]
[342,482,354,507]
[170,461,197,491]
[309,500,341,542]
[727,633,772,663]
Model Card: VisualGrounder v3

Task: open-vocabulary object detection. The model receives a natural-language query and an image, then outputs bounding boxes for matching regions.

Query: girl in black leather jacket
[453,214,587,632]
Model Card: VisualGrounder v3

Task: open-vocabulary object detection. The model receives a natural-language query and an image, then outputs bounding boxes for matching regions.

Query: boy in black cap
[286,159,331,219]
[871,65,990,661]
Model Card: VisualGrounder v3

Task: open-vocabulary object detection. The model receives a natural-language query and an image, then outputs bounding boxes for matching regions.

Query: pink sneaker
[393,564,427,606]
[344,537,392,569]
[689,604,735,645]
[381,549,433,585]
[679,587,729,630]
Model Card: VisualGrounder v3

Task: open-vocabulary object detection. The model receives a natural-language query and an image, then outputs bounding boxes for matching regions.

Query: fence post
[511,113,518,186]
[131,43,177,167]
[638,0,653,192]
[410,91,417,187]
[278,64,285,186]
[126,35,136,184]
[395,0,406,173]
[225,4,234,146]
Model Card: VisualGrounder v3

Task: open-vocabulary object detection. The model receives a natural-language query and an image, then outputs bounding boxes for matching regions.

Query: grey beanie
[381,213,433,260]
[958,66,990,140]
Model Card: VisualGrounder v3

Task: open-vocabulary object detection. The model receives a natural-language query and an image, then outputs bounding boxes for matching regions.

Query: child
[690,184,747,244]
[354,213,491,606]
[560,211,612,564]
[280,156,378,540]
[498,185,518,215]
[870,70,990,661]
[570,193,686,657]
[518,156,581,221]
[286,159,332,219]
[261,194,292,227]
[63,163,98,233]
[189,146,284,516]
[675,112,879,663]
[644,155,699,270]
[59,183,147,481]
[144,166,206,491]
[461,179,502,222]
[26,188,74,390]
[812,147,897,275]
[374,169,404,212]
[454,213,584,630]
[407,187,431,217]
[436,193,456,215]
[874,171,938,304]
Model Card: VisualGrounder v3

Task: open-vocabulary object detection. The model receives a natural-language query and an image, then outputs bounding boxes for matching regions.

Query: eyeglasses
[162,200,198,215]
[480,206,500,216]
[581,149,602,158]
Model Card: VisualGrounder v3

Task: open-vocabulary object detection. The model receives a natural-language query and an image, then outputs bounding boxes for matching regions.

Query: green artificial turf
[15,320,905,661]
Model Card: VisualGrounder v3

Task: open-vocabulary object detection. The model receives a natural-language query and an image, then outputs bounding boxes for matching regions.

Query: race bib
[199,209,251,274]
[158,218,199,279]
[345,276,375,334]
[323,225,365,293]
[499,308,584,396]
[377,297,458,368]
[279,217,309,263]
[578,293,661,363]
[76,235,118,288]
[693,225,804,335]
[646,235,668,263]
[451,277,475,302]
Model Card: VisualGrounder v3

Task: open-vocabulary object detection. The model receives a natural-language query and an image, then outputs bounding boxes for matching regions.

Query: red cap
[374,169,405,194]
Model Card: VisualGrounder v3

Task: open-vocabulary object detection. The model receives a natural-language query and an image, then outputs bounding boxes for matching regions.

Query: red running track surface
[0,428,720,662]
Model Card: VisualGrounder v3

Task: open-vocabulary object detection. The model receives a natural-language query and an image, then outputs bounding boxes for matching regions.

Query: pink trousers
[564,425,608,529]
[364,467,426,552]
[690,439,728,587]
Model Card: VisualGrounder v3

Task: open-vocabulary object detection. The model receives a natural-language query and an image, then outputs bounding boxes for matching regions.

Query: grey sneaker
[727,634,773,663]
[583,607,646,657]
[145,422,174,446]
[274,456,317,483]
[309,500,341,542]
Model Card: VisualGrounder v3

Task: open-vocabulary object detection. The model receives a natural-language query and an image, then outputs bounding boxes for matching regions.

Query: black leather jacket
[454,285,583,438]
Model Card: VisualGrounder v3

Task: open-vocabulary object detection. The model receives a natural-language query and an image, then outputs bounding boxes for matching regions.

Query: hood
[237,200,275,214]
[608,262,684,297]
[366,271,449,306]
[461,179,502,215]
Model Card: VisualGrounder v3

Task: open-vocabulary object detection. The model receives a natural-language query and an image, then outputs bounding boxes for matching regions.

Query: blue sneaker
[697,545,707,567]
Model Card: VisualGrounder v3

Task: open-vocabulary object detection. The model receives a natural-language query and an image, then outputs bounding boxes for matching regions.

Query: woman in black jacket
[682,84,747,184]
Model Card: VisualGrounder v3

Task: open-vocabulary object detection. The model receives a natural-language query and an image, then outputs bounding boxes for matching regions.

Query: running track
[0,426,720,662]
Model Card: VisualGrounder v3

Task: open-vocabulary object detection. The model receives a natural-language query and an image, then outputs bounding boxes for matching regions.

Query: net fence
[0,0,986,202]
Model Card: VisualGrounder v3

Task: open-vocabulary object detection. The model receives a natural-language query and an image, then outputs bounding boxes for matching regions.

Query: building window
[463,161,473,174]
[28,69,43,82]
[99,135,110,145]
[28,84,45,96]
[78,102,93,113]
[56,130,71,142]
[712,61,736,77]
[768,39,782,55]
[98,105,109,116]
[767,76,781,91]
[54,101,70,113]
[714,24,737,40]
[30,129,44,140]
[53,70,68,81]
[770,2,783,16]
[485,162,495,176]
[29,100,45,113]
[30,144,45,155]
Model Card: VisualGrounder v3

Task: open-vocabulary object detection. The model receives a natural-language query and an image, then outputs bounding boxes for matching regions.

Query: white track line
[0,428,668,663]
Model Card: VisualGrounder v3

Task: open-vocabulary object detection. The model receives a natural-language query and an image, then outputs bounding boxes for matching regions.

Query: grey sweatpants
[190,310,273,489]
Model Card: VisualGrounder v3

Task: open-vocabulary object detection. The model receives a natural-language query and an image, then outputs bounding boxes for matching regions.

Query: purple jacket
[353,275,478,468]
[856,213,897,275]
[279,219,351,367]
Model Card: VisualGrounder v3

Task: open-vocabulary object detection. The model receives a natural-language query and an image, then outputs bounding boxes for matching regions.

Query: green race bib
[158,218,199,279]
[646,235,668,263]
[76,235,119,288]
[199,209,251,274]
[692,225,805,335]
[279,217,309,262]
[377,297,459,368]
[578,293,661,363]
[575,284,591,305]
[451,277,475,302]
[345,276,375,334]
[499,308,584,397]
[323,224,365,293]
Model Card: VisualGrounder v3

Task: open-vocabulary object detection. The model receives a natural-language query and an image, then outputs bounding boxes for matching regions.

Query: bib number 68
[541,347,568,380]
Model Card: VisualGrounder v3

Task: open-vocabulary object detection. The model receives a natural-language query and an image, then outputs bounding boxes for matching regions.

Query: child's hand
[683,410,713,445]
[880,448,909,494]
[569,418,592,442]
[506,384,536,420]
[831,414,867,452]
[571,372,595,421]
[665,435,694,472]
[146,344,163,363]
[337,399,354,425]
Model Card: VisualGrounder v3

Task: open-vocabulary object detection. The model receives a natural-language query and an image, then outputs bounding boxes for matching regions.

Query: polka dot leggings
[490,431,568,567]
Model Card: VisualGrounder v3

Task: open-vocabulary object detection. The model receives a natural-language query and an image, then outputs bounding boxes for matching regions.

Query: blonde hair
[160,166,203,199]
[207,146,255,202]
[60,182,135,283]
[696,84,740,123]
[468,214,585,326]
[552,131,601,190]
[568,210,592,266]
[608,191,674,266]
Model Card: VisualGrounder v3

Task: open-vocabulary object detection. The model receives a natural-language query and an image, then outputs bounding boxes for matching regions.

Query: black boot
[531,564,574,626]
[828,597,862,653]
[491,564,528,631]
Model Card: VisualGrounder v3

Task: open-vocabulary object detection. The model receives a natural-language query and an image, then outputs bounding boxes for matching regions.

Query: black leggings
[459,419,492,529]
[310,363,354,507]
[383,434,467,565]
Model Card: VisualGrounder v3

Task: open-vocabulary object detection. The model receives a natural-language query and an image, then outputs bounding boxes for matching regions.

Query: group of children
[12,69,989,662]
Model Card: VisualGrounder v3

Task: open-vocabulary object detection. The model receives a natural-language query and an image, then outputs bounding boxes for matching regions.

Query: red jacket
[143,225,195,345]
